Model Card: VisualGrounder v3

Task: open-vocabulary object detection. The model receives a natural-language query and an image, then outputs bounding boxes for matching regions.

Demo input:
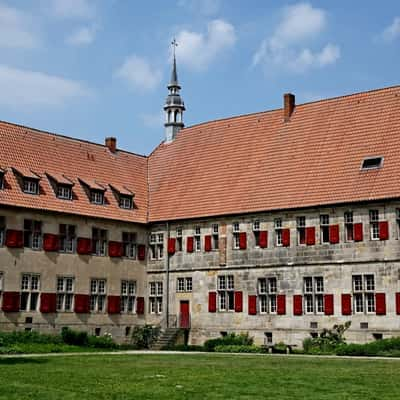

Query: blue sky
[0,0,399,155]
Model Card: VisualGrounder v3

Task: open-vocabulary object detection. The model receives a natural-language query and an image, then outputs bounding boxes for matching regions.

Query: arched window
[168,110,172,123]
[174,110,178,122]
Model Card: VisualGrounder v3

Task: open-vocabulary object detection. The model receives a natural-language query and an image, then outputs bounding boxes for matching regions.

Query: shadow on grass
[0,357,48,365]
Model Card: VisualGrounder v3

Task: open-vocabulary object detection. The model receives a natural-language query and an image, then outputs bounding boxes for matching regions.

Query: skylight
[361,156,383,171]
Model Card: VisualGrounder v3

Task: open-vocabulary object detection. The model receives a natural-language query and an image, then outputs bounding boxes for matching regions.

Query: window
[121,280,136,313]
[0,272,3,305]
[253,220,260,247]
[303,277,324,314]
[23,179,38,194]
[320,215,330,243]
[218,275,234,311]
[297,216,306,245]
[397,209,400,239]
[119,195,132,209]
[233,222,240,249]
[194,226,201,251]
[258,277,277,314]
[177,277,192,292]
[20,274,40,311]
[212,224,219,250]
[369,210,380,240]
[90,190,104,205]
[122,232,136,258]
[0,216,5,247]
[352,274,375,314]
[90,279,106,312]
[56,277,74,312]
[57,185,72,200]
[150,233,164,260]
[0,171,4,190]
[59,224,76,253]
[344,211,354,241]
[176,228,183,252]
[361,156,383,170]
[24,220,42,250]
[149,282,163,314]
[92,228,107,256]
[275,218,282,246]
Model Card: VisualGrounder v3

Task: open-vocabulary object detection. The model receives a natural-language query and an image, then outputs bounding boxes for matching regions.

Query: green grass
[0,354,400,399]
[0,343,115,354]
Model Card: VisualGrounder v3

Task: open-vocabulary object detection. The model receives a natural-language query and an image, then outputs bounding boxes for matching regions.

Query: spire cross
[171,38,178,58]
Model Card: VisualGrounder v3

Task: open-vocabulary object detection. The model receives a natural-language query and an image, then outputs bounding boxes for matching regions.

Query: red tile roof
[1,85,399,223]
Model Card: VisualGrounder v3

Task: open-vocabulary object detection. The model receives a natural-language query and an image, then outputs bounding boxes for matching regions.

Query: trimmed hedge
[336,337,400,357]
[204,333,254,352]
[214,345,264,353]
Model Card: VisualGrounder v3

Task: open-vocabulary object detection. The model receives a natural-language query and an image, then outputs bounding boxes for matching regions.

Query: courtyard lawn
[0,354,400,400]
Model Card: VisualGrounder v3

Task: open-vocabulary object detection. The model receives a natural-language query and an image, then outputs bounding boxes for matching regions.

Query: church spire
[164,38,185,143]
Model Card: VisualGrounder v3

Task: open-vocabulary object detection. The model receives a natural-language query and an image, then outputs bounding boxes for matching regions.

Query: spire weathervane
[171,38,178,59]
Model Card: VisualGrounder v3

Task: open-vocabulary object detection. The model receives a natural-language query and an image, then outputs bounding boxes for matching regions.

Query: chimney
[105,137,117,153]
[283,93,295,122]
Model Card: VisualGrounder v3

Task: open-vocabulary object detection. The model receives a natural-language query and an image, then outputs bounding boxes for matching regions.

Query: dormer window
[0,171,4,190]
[119,195,133,209]
[78,178,106,205]
[46,172,74,200]
[91,190,104,205]
[57,185,72,200]
[109,184,134,210]
[13,167,40,195]
[361,156,383,170]
[23,179,38,194]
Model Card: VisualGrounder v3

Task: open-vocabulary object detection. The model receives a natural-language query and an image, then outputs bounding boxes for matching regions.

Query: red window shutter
[329,225,340,244]
[186,236,194,253]
[168,238,176,255]
[239,232,247,250]
[396,293,400,315]
[136,297,145,315]
[40,293,57,313]
[234,291,243,312]
[259,231,268,248]
[1,291,20,312]
[376,293,386,315]
[138,244,146,260]
[341,294,352,315]
[277,294,286,315]
[108,241,123,257]
[74,294,90,314]
[77,237,91,255]
[305,227,315,246]
[204,235,212,252]
[5,229,23,248]
[379,221,389,240]
[248,295,257,315]
[43,234,59,252]
[293,295,303,315]
[208,292,217,313]
[324,294,334,315]
[282,229,290,247]
[353,223,363,242]
[107,295,121,314]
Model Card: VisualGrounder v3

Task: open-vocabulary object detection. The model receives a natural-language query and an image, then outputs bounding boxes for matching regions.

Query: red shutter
[1,291,20,312]
[234,291,243,312]
[324,294,334,315]
[376,293,386,315]
[168,238,176,255]
[248,295,257,315]
[208,292,217,312]
[293,295,303,315]
[282,229,290,247]
[107,295,121,314]
[354,223,363,242]
[379,221,389,240]
[204,235,212,252]
[186,236,194,253]
[259,231,268,248]
[396,293,400,315]
[341,294,352,315]
[277,294,286,315]
[108,241,123,257]
[74,294,90,313]
[138,244,146,260]
[40,293,57,313]
[43,234,59,252]
[77,237,91,255]
[329,225,340,244]
[136,297,145,314]
[305,227,315,245]
[5,230,23,248]
[239,232,247,250]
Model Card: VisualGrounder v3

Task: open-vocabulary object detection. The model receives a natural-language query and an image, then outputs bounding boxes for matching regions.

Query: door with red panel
[180,301,190,329]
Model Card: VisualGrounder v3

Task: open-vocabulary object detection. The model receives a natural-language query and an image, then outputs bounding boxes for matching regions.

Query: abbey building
[1,54,400,346]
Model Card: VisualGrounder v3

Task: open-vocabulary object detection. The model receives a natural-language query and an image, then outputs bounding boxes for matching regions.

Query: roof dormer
[13,167,41,195]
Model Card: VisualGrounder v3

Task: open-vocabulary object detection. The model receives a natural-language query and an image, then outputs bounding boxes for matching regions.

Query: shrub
[131,325,160,349]
[273,342,289,354]
[161,344,205,352]
[214,345,263,353]
[336,337,400,357]
[204,333,254,352]
[0,331,62,346]
[87,334,118,349]
[61,327,89,346]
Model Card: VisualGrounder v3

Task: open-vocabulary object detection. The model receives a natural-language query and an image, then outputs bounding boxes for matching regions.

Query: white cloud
[115,55,162,92]
[0,4,39,49]
[0,64,90,107]
[380,17,400,42]
[178,0,221,16]
[253,2,340,74]
[48,0,94,19]
[66,25,97,46]
[175,19,236,70]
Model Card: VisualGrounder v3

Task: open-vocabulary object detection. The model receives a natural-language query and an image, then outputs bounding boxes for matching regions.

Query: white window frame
[56,276,74,312]
[369,210,380,240]
[24,219,42,250]
[150,233,164,260]
[344,211,354,242]
[352,274,375,314]
[194,226,201,252]
[0,216,5,247]
[92,228,107,256]
[121,280,136,313]
[303,276,324,314]
[20,274,40,311]
[320,215,330,243]
[274,218,282,247]
[90,190,104,205]
[57,185,72,200]
[176,227,183,252]
[297,216,306,246]
[23,179,38,195]
[149,281,163,314]
[119,195,132,209]
[122,232,137,258]
[176,277,192,292]
[59,224,76,253]
[218,275,235,312]
[90,279,106,313]
[258,277,277,314]
[212,224,219,250]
